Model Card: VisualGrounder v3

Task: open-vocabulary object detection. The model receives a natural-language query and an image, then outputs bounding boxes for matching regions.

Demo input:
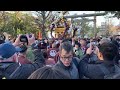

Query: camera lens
[20,35,28,45]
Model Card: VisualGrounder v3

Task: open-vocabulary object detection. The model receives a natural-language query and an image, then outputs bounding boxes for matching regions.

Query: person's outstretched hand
[13,34,22,46]
[26,34,35,46]
[86,41,93,55]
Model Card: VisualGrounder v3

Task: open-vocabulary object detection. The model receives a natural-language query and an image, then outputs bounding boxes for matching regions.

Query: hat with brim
[0,43,16,59]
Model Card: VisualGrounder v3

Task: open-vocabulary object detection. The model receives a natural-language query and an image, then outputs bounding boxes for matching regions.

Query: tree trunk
[41,11,47,39]
[42,24,47,39]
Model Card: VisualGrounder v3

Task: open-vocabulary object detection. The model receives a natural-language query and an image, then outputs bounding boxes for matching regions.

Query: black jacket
[52,57,80,79]
[79,54,118,79]
[0,49,45,79]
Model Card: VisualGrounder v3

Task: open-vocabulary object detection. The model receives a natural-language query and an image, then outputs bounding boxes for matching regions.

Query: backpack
[99,64,120,79]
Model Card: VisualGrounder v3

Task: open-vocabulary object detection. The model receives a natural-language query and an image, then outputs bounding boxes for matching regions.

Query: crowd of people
[0,33,120,79]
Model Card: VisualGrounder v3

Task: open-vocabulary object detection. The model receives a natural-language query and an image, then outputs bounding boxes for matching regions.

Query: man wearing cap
[0,34,45,79]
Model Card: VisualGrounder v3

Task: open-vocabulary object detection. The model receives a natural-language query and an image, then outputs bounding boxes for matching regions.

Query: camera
[0,34,5,41]
[20,35,27,42]
[20,35,28,45]
[0,34,5,44]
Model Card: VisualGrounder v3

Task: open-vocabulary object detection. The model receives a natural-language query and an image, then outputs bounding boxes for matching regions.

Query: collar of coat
[57,58,73,70]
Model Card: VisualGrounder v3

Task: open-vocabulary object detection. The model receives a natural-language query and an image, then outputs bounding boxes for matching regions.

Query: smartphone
[20,35,28,42]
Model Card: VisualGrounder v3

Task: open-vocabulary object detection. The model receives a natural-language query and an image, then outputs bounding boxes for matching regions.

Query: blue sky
[68,11,120,27]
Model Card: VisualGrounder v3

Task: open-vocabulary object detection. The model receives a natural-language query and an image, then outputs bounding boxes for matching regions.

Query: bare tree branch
[62,11,68,15]
[45,11,52,19]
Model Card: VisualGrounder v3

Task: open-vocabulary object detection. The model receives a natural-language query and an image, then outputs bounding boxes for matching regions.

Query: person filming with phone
[0,34,45,79]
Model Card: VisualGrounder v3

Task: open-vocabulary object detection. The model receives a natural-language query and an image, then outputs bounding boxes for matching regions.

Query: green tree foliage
[72,17,100,38]
[72,18,93,38]
[0,11,39,37]
[87,25,100,38]
[105,11,120,19]
[34,11,68,39]
[34,11,53,39]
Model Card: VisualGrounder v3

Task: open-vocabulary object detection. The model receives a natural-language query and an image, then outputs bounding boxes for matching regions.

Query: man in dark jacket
[0,34,45,79]
[52,41,80,79]
[79,41,120,79]
[111,39,120,64]
[0,34,5,44]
